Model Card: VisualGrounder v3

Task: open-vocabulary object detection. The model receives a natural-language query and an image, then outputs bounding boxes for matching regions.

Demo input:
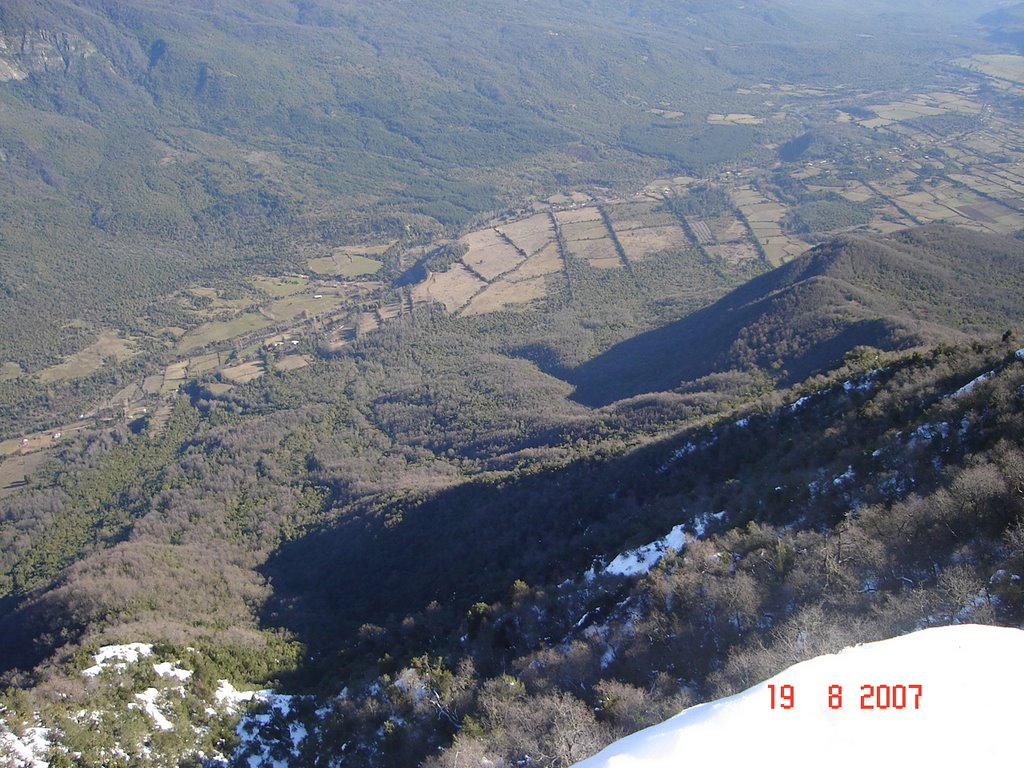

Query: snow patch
[949,369,996,398]
[832,466,854,487]
[233,693,307,767]
[572,625,1024,767]
[841,371,877,393]
[134,688,174,731]
[657,442,696,473]
[82,643,154,676]
[602,524,687,578]
[0,716,49,768]
[153,661,193,681]
[909,421,949,446]
[690,510,726,538]
[788,395,812,412]
[215,680,271,713]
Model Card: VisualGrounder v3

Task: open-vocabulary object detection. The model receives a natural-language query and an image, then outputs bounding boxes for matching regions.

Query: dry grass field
[376,303,405,323]
[554,208,602,225]
[461,276,548,315]
[221,360,266,384]
[707,242,761,263]
[204,382,235,396]
[275,354,311,372]
[510,243,564,281]
[559,220,611,241]
[707,113,764,125]
[266,292,346,322]
[496,214,556,255]
[0,452,49,499]
[617,226,687,261]
[356,312,381,335]
[412,264,487,312]
[251,276,309,297]
[605,201,677,233]
[954,54,1024,85]
[460,229,525,281]
[307,252,383,278]
[0,362,23,380]
[565,236,621,267]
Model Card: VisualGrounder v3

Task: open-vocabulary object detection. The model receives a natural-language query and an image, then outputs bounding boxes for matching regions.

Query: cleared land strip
[596,205,636,278]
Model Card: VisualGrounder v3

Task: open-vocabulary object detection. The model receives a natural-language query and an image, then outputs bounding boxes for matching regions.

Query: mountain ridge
[569,225,1024,406]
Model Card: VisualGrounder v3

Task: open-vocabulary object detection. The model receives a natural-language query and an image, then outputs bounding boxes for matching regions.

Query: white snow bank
[82,643,154,676]
[949,370,996,398]
[590,525,687,580]
[153,661,193,681]
[0,717,49,768]
[215,680,270,712]
[788,395,812,412]
[572,624,1024,768]
[134,688,174,731]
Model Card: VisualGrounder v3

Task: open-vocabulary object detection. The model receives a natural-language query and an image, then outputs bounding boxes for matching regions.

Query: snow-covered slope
[573,624,1024,767]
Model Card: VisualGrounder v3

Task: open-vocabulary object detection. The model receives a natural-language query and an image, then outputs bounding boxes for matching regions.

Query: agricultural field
[275,354,312,373]
[615,226,687,262]
[496,213,556,256]
[265,292,346,323]
[10,61,1024,482]
[252,276,310,298]
[462,276,549,315]
[0,451,48,499]
[505,243,564,281]
[707,113,764,125]
[307,249,384,278]
[565,237,622,269]
[604,201,678,232]
[459,229,525,281]
[412,264,487,312]
[220,361,266,384]
[177,312,272,353]
[37,331,136,383]
[954,54,1024,86]
[554,208,621,268]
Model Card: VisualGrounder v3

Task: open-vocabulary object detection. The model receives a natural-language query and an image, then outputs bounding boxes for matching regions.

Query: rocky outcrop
[0,28,97,81]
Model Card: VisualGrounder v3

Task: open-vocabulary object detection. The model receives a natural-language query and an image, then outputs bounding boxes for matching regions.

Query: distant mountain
[978,2,1024,52]
[570,225,1024,406]
[574,625,1024,768]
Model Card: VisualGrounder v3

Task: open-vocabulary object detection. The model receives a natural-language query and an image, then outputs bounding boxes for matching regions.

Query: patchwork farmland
[5,55,1024,492]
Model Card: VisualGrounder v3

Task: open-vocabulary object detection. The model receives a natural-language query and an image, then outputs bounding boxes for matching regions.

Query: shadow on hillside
[257,439,683,666]
[567,253,897,408]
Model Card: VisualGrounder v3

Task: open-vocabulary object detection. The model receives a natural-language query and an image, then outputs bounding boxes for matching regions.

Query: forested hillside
[571,226,1024,405]
[0,0,993,372]
[1,226,1023,766]
[1,0,1023,766]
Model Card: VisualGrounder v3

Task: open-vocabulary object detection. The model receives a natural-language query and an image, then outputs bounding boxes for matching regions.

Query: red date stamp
[769,683,922,710]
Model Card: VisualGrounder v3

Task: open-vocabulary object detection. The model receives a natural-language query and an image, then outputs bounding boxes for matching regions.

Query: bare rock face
[0,28,97,81]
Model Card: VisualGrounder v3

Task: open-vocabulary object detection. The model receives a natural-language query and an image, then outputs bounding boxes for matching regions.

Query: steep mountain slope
[570,225,1024,406]
[1,327,1023,765]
